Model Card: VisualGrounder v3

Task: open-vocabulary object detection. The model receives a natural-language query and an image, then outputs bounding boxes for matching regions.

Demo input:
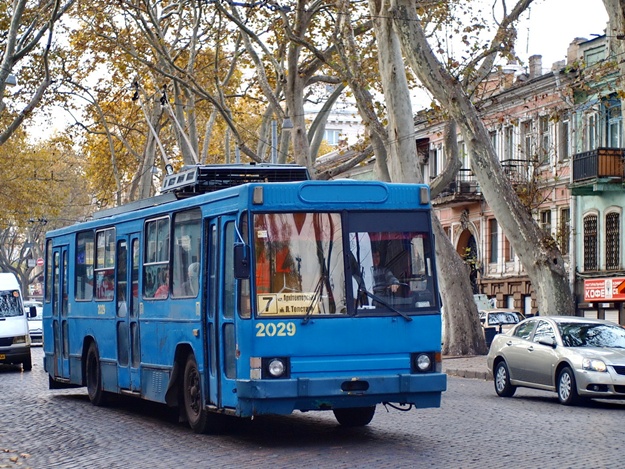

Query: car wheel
[557,366,581,406]
[22,354,32,371]
[494,360,516,397]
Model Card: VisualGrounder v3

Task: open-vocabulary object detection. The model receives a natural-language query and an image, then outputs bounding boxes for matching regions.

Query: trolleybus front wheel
[333,406,376,427]
[86,342,108,406]
[183,354,223,434]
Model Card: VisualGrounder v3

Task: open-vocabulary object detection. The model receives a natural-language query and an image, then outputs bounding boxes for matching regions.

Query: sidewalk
[442,355,492,380]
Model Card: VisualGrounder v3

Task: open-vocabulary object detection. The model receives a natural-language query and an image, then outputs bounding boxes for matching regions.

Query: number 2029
[256,322,296,337]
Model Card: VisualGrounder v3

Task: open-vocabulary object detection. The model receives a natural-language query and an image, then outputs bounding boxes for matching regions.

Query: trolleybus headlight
[261,357,290,379]
[268,359,285,377]
[413,353,432,372]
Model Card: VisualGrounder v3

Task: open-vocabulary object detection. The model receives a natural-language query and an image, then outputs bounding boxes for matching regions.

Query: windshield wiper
[302,275,325,325]
[357,286,412,322]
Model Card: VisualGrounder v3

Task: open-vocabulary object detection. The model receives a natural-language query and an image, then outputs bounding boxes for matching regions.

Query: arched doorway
[457,229,479,294]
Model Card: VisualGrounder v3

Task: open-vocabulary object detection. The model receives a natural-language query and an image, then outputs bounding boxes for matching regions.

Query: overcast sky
[516,0,609,68]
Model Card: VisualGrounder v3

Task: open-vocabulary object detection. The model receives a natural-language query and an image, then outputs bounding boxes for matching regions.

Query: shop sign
[584,278,625,302]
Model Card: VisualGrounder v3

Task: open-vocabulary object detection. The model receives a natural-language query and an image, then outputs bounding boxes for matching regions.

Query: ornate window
[540,210,552,236]
[489,219,498,263]
[606,212,620,271]
[557,208,570,256]
[538,115,550,164]
[558,112,570,162]
[583,215,598,271]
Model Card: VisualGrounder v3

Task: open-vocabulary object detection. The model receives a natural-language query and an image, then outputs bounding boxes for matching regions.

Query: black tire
[333,406,376,427]
[183,354,222,434]
[493,360,516,397]
[557,366,581,406]
[86,343,108,406]
[22,354,32,371]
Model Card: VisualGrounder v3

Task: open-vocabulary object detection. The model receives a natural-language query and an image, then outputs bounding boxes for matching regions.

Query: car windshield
[488,312,520,325]
[559,322,625,348]
[0,290,24,318]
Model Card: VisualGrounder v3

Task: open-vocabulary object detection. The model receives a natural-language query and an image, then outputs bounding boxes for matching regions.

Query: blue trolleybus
[43,164,446,432]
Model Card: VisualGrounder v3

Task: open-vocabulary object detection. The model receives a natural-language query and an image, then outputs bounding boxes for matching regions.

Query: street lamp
[282,116,294,129]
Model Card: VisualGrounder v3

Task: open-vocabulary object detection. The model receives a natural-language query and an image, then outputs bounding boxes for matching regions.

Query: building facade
[423,32,625,321]
[326,32,625,323]
[569,35,625,323]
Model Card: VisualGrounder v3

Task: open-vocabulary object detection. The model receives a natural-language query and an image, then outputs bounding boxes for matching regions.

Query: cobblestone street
[2,348,625,468]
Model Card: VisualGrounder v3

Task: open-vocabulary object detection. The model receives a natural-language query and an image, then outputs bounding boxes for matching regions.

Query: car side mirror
[537,336,556,348]
[234,244,250,279]
[29,306,36,318]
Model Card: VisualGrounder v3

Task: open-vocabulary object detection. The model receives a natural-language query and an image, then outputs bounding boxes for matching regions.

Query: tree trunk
[369,0,420,183]
[391,0,574,316]
[368,0,487,353]
[433,216,488,355]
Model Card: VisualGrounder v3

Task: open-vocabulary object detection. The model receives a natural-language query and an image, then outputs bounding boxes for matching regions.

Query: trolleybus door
[206,217,238,409]
[116,237,141,391]
[52,246,70,378]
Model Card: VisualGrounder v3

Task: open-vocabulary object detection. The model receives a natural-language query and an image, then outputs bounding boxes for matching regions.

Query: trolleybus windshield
[253,211,436,319]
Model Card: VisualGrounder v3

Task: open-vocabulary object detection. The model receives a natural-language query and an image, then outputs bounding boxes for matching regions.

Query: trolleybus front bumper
[235,372,447,417]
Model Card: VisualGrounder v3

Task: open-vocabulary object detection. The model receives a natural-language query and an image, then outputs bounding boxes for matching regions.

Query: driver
[372,250,400,293]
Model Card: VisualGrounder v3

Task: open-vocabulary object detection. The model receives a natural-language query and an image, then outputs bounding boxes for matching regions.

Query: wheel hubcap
[560,373,571,400]
[496,366,506,392]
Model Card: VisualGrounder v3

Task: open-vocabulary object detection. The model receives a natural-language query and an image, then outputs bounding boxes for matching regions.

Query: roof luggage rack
[161,163,310,198]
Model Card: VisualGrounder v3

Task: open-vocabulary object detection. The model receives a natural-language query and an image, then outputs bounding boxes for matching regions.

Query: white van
[0,273,33,371]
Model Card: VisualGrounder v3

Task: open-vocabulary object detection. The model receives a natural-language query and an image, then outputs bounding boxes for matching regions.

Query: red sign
[584,278,625,302]
[36,258,44,266]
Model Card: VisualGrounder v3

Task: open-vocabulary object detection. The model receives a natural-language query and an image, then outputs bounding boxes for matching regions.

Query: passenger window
[224,221,235,319]
[143,217,170,299]
[533,320,555,343]
[171,209,201,298]
[94,228,115,301]
[75,231,94,301]
[513,320,535,340]
[238,212,251,319]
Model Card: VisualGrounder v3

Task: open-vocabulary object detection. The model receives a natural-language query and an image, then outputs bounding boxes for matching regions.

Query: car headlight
[12,335,27,345]
[582,358,607,372]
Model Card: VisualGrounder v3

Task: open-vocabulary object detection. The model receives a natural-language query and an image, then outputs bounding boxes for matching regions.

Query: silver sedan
[486,316,625,405]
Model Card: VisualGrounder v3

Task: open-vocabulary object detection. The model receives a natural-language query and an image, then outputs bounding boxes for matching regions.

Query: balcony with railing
[501,159,534,184]
[432,169,482,207]
[570,147,625,195]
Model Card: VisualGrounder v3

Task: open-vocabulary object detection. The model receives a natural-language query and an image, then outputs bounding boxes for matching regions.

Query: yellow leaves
[0,131,88,228]
[0,448,31,468]
[316,140,335,157]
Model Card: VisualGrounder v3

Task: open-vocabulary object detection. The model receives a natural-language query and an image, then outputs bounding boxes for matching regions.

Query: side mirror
[537,336,556,348]
[234,244,250,279]
[29,306,36,318]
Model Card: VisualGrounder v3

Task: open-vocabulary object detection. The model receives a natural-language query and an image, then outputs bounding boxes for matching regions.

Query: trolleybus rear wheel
[333,406,376,427]
[86,342,108,406]
[183,354,222,434]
